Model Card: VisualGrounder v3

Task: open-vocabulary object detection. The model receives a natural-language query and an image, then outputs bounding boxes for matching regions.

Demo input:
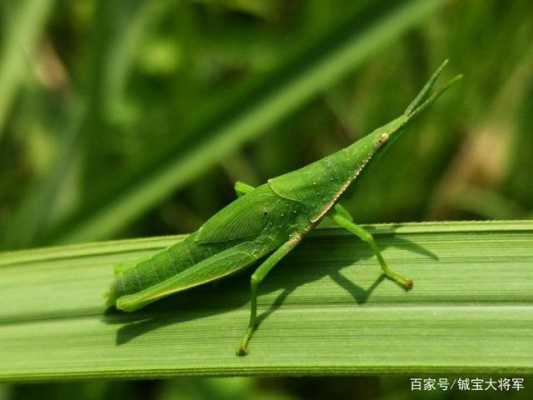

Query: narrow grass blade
[1,101,85,250]
[0,220,532,381]
[0,0,54,140]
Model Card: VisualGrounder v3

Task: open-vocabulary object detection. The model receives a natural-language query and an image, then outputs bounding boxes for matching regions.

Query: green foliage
[1,0,532,396]
[0,0,54,139]
[2,0,533,252]
[1,221,532,381]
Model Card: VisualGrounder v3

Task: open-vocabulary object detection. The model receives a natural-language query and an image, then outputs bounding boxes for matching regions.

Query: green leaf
[1,220,532,381]
[50,0,446,244]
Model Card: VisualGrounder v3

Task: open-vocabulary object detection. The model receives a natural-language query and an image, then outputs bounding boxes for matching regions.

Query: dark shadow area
[254,273,386,332]
[104,229,439,346]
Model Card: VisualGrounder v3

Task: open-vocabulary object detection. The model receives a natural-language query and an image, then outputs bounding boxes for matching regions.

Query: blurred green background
[1,0,532,398]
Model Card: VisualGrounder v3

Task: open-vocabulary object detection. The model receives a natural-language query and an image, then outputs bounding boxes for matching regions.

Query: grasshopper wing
[195,185,279,244]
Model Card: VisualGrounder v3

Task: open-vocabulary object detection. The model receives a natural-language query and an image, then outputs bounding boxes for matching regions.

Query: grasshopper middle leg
[329,204,413,290]
[238,234,302,356]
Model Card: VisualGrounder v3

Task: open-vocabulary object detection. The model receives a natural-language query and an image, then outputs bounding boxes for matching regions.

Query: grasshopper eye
[374,133,389,149]
[378,133,389,145]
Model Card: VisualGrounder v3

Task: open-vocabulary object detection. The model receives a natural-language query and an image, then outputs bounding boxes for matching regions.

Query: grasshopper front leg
[234,181,255,197]
[329,204,413,290]
[238,234,302,356]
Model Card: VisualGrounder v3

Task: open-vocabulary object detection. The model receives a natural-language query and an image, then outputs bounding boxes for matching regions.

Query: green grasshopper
[106,60,461,355]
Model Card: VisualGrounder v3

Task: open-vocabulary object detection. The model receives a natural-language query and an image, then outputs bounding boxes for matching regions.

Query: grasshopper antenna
[404,59,463,118]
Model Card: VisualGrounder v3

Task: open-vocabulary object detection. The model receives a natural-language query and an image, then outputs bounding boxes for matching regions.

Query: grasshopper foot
[236,346,248,357]
[237,326,254,356]
[385,272,413,291]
